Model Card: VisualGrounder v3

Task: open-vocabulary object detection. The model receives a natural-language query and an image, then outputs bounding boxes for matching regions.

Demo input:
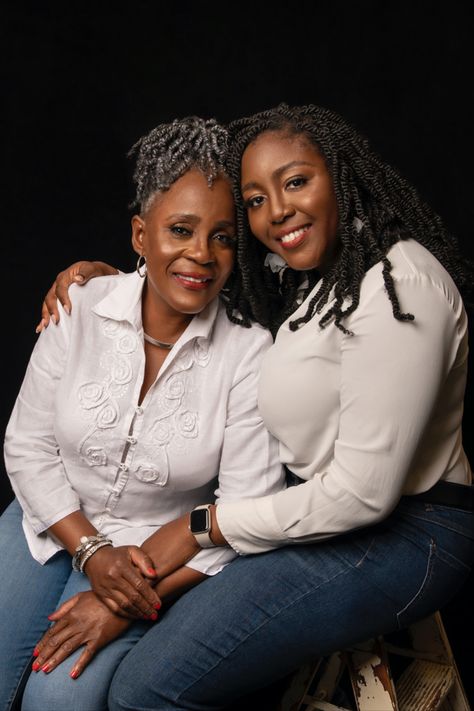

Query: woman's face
[240,130,339,272]
[132,168,236,318]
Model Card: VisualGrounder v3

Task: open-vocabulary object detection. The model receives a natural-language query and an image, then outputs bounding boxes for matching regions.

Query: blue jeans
[0,500,150,711]
[107,498,474,710]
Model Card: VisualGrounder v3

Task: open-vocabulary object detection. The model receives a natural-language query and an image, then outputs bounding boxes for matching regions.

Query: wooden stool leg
[278,652,350,711]
[279,612,470,711]
[392,613,470,711]
[345,637,398,711]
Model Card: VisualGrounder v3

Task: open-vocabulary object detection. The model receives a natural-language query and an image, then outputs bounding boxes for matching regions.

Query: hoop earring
[136,254,147,278]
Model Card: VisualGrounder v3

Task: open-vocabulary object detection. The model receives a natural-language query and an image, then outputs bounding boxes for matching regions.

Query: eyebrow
[241,161,317,193]
[167,214,235,228]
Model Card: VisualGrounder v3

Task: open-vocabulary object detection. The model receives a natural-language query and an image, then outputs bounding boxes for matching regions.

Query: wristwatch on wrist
[189,504,215,548]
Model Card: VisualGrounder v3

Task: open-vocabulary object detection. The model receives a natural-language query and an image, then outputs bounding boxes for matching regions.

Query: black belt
[408,480,474,512]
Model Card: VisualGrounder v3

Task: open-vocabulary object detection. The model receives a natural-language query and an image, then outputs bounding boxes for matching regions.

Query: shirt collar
[92,271,220,344]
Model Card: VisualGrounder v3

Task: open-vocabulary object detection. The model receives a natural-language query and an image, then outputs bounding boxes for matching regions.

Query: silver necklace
[143,332,175,350]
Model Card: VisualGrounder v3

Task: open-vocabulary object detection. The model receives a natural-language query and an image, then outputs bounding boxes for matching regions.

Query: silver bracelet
[78,540,113,572]
[72,533,112,572]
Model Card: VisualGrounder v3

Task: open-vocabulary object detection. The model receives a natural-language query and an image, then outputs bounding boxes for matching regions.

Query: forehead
[150,168,235,220]
[241,131,320,178]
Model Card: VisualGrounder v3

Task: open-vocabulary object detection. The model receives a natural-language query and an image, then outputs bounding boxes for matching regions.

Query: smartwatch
[189,504,215,548]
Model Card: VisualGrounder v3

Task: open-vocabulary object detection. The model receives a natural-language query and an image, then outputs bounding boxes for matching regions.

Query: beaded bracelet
[72,533,113,572]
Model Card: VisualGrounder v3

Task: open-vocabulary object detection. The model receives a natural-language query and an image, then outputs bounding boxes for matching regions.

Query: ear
[131,215,146,256]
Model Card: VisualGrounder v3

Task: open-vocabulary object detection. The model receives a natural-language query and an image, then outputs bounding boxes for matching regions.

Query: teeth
[177,275,209,283]
[280,226,308,244]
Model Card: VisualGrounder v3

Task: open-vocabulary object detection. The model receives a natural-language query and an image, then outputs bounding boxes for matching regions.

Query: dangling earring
[136,254,147,278]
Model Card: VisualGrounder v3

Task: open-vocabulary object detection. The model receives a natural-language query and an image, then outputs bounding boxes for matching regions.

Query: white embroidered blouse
[4,272,285,573]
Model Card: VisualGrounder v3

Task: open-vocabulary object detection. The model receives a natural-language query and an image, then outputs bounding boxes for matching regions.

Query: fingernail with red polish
[70,669,79,679]
[33,647,40,657]
[41,663,51,673]
[153,601,161,609]
[149,612,158,621]
[47,614,54,621]
[147,568,156,575]
[32,661,40,671]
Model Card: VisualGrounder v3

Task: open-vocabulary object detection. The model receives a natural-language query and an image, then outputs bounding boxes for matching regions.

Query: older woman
[0,116,284,711]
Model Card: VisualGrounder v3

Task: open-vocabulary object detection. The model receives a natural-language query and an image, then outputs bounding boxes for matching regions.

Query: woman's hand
[36,260,119,332]
[141,514,202,580]
[33,591,132,679]
[33,566,208,679]
[84,544,162,619]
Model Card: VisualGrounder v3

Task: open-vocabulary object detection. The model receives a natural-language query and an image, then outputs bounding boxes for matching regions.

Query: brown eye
[171,225,192,237]
[244,195,265,209]
[213,233,236,247]
[286,177,307,189]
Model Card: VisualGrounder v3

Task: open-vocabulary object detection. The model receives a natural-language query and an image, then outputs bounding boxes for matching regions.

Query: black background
[2,2,473,705]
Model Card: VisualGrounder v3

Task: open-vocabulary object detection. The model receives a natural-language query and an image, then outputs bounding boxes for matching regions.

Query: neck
[141,282,193,345]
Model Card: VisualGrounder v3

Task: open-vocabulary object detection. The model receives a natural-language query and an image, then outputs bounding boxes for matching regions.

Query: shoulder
[66,273,131,314]
[361,240,464,313]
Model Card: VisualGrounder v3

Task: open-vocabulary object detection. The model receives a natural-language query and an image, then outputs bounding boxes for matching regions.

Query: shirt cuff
[216,495,289,555]
[185,546,237,576]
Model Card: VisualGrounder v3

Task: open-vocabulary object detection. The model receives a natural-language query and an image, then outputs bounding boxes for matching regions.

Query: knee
[108,663,182,711]
[22,668,108,711]
[22,673,70,711]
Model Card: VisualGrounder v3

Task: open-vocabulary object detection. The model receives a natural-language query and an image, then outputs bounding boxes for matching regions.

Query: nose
[269,194,295,224]
[187,234,215,265]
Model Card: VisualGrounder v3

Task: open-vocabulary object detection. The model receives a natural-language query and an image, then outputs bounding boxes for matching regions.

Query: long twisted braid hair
[226,103,473,335]
[128,115,254,326]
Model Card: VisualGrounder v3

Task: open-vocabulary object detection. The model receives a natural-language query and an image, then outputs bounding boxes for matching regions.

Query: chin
[284,254,321,272]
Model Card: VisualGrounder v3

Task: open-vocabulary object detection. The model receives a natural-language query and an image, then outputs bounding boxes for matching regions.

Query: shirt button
[119,463,129,472]
[127,436,137,445]
[135,406,143,415]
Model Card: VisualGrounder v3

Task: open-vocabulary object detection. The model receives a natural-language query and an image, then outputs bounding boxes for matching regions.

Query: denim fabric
[0,500,151,711]
[2,497,473,711]
[108,499,474,711]
[21,571,150,711]
[0,500,71,711]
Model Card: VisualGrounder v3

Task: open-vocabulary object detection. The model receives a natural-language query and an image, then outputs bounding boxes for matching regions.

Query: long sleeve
[4,304,81,533]
[217,245,469,554]
[3,276,286,567]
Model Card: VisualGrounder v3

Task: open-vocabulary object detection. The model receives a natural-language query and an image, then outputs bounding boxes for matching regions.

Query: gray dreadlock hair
[128,116,229,214]
[127,114,255,328]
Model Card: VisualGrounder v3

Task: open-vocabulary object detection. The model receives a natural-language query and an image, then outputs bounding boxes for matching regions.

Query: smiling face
[132,168,236,323]
[240,130,339,272]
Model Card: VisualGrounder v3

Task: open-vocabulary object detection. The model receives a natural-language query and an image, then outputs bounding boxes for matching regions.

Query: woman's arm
[49,511,161,618]
[5,295,160,618]
[33,566,207,679]
[216,273,468,553]
[36,260,119,332]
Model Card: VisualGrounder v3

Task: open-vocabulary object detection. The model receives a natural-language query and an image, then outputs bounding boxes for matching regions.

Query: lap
[0,499,71,711]
[21,546,151,711]
[109,502,474,710]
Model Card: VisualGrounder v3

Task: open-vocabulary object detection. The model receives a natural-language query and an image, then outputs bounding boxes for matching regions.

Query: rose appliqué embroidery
[97,402,119,429]
[78,382,108,410]
[78,320,136,466]
[176,410,198,438]
[84,446,108,467]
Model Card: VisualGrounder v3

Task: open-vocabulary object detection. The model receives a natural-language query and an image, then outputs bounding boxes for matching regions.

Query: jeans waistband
[406,480,474,512]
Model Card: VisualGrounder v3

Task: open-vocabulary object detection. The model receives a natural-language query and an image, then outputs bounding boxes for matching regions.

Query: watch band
[189,504,215,548]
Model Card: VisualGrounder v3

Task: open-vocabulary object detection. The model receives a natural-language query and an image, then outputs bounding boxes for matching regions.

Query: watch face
[190,508,210,534]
